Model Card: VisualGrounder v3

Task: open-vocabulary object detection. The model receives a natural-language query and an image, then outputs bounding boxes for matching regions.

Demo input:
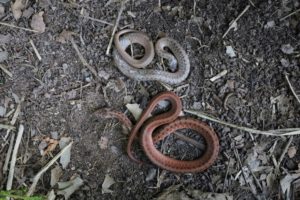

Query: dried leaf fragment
[57,176,84,200]
[30,11,46,33]
[56,30,75,44]
[59,137,72,169]
[102,174,115,194]
[11,0,26,20]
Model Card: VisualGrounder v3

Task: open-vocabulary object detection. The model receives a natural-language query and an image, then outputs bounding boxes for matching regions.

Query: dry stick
[27,141,73,196]
[105,0,127,56]
[184,109,300,136]
[0,124,15,130]
[223,5,250,38]
[285,73,300,105]
[29,39,42,61]
[277,136,293,169]
[174,132,205,149]
[70,37,98,78]
[82,15,114,26]
[0,22,38,33]
[6,124,24,190]
[233,148,253,193]
[247,164,263,192]
[4,97,23,141]
[280,8,300,21]
[222,159,231,193]
[0,64,13,78]
[3,133,15,174]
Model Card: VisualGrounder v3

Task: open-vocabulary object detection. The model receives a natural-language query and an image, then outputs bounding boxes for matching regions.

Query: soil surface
[0,0,300,200]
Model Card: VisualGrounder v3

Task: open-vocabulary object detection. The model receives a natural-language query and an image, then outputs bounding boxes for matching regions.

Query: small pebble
[281,44,294,55]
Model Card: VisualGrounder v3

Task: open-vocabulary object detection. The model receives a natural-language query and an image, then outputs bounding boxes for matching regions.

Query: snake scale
[113,29,190,85]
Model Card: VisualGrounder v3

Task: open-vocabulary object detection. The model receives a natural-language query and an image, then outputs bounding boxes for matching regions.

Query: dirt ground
[0,0,300,199]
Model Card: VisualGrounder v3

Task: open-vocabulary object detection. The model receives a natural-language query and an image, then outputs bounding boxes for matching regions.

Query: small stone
[110,146,119,154]
[50,131,59,140]
[264,21,275,29]
[288,146,297,158]
[281,44,294,55]
[280,58,290,67]
[22,7,34,18]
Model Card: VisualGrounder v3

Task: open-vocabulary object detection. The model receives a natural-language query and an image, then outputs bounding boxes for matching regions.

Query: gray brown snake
[113,29,190,85]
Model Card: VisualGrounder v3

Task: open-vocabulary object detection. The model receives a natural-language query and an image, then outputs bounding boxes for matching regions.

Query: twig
[210,70,228,82]
[6,124,24,190]
[82,15,114,26]
[0,124,15,130]
[284,72,300,105]
[222,158,231,192]
[27,141,73,196]
[29,39,42,61]
[0,64,12,78]
[105,0,127,56]
[4,96,23,141]
[184,109,300,136]
[70,37,98,78]
[280,8,300,21]
[223,5,250,38]
[277,136,293,168]
[174,132,205,150]
[247,164,263,192]
[0,21,38,33]
[3,133,15,174]
[234,148,252,191]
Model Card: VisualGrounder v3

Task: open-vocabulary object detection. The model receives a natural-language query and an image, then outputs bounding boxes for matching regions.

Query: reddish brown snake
[96,91,219,173]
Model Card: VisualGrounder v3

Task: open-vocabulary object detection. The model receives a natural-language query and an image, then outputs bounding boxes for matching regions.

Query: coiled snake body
[96,92,220,173]
[113,30,190,85]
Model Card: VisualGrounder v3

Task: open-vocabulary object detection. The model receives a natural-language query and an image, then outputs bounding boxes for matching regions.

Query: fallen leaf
[102,174,115,194]
[98,136,108,150]
[51,165,63,186]
[126,103,142,120]
[30,11,46,33]
[56,30,75,44]
[288,146,297,158]
[11,0,26,20]
[57,176,84,200]
[280,173,300,200]
[59,137,72,169]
